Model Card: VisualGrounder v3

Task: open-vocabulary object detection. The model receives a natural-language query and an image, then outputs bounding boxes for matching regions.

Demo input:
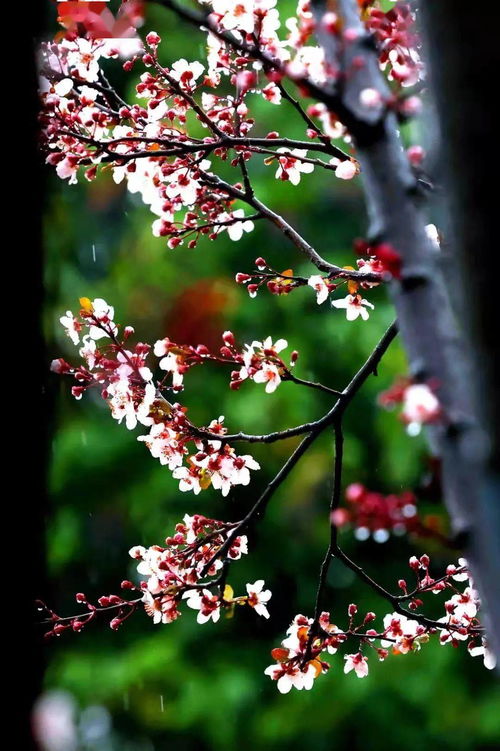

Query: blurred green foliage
[42,2,500,750]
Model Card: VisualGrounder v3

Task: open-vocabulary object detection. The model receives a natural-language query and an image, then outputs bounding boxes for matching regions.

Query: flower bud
[146,31,161,47]
[409,556,420,571]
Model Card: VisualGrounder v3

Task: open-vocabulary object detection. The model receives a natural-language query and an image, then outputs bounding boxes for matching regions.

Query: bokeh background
[39,2,500,750]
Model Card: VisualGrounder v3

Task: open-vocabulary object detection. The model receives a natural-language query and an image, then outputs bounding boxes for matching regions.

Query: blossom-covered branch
[39,0,498,692]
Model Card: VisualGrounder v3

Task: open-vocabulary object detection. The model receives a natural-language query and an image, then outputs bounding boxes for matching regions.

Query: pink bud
[266,131,279,139]
[110,618,121,630]
[322,12,339,33]
[345,483,365,503]
[123,326,134,339]
[75,593,86,603]
[335,160,357,180]
[348,603,358,617]
[51,358,71,374]
[359,88,383,109]
[236,272,252,283]
[121,580,134,590]
[420,554,430,568]
[236,71,256,92]
[407,145,425,166]
[146,31,161,47]
[330,508,350,527]
[222,331,235,347]
[255,257,267,269]
[409,556,420,571]
[344,28,359,42]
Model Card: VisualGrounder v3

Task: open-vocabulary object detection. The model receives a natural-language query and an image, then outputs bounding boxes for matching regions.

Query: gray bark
[312,0,499,655]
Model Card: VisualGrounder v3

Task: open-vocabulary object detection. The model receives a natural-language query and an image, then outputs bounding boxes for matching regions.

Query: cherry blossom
[183,589,221,624]
[333,160,358,180]
[252,362,282,393]
[401,383,441,434]
[60,311,82,345]
[169,59,205,90]
[308,275,330,304]
[331,294,374,321]
[343,653,369,678]
[264,663,317,694]
[262,82,282,105]
[41,3,495,692]
[274,149,314,185]
[333,483,427,542]
[223,210,255,241]
[468,640,497,670]
[246,580,272,618]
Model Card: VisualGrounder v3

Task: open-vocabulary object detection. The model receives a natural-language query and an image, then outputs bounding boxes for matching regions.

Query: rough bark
[420,0,500,655]
[312,0,499,655]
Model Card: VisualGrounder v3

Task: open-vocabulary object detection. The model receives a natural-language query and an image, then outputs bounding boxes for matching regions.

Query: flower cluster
[236,258,378,319]
[230,335,293,394]
[54,298,261,496]
[332,483,422,543]
[378,378,441,435]
[265,556,492,693]
[236,257,305,298]
[39,0,423,256]
[366,3,423,89]
[333,483,449,544]
[307,271,377,321]
[40,514,272,636]
[151,324,298,396]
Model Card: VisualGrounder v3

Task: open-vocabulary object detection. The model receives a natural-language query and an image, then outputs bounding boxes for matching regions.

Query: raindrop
[92,243,96,262]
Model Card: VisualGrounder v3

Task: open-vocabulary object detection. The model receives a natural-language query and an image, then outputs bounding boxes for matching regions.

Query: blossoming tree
[38,0,499,692]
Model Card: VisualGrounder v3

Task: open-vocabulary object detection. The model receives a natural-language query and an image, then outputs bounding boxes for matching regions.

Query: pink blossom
[246,580,272,618]
[275,149,314,185]
[183,589,221,624]
[308,275,330,304]
[60,311,82,345]
[332,294,374,321]
[343,652,369,678]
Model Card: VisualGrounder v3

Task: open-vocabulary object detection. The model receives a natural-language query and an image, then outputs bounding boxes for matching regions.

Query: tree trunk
[312,0,499,656]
